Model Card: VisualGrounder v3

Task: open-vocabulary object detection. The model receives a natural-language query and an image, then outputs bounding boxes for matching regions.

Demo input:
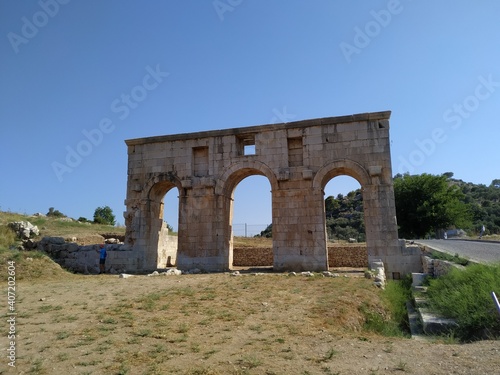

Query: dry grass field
[1,258,499,375]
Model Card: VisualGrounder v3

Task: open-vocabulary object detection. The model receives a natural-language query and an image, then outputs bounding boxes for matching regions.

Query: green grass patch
[428,250,469,266]
[360,276,412,337]
[426,263,500,341]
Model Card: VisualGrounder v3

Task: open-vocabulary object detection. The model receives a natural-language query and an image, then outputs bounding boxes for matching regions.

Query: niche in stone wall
[193,146,209,177]
[287,137,303,167]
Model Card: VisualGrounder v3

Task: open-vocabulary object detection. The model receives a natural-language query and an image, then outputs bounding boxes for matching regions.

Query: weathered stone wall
[36,237,138,274]
[233,248,273,267]
[157,231,178,268]
[232,245,368,268]
[328,245,368,267]
[422,255,465,277]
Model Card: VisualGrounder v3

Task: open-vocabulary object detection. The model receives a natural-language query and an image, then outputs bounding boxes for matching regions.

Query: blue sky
[1,1,499,232]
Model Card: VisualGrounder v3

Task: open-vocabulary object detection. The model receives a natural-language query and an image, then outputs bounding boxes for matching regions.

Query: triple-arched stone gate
[123,111,420,277]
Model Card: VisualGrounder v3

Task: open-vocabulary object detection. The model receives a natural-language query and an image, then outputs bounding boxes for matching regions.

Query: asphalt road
[415,239,500,264]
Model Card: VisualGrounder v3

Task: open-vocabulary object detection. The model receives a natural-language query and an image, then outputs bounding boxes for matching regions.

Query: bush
[47,207,65,218]
[426,263,500,341]
[93,206,116,226]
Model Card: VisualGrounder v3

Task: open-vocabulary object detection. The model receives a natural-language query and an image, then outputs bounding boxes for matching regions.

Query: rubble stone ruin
[123,111,420,278]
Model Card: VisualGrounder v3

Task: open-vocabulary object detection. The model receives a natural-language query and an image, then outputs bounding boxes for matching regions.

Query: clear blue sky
[1,1,499,232]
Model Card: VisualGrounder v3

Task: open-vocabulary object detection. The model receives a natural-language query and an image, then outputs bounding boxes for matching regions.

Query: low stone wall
[328,245,368,268]
[37,237,368,272]
[233,248,273,267]
[422,255,465,277]
[233,245,368,268]
[36,237,136,274]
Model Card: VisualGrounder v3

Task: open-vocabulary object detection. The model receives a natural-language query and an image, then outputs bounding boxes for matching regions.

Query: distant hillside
[449,177,500,235]
[326,175,500,240]
[325,189,365,242]
[0,211,125,248]
[259,174,500,241]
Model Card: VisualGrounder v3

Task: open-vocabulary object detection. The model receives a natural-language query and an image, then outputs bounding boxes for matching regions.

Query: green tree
[93,206,116,225]
[394,173,471,238]
[46,207,65,218]
[256,224,272,238]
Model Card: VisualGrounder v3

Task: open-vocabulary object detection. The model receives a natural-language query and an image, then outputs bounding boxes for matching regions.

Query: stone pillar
[215,192,233,269]
[272,183,328,272]
[176,186,226,271]
[138,197,164,272]
[363,183,400,278]
[123,198,148,271]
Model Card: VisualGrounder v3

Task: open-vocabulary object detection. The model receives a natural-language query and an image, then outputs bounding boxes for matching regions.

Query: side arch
[141,172,184,202]
[140,172,183,270]
[313,159,372,191]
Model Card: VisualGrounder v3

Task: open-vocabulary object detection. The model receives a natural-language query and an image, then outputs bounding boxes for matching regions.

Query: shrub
[47,207,65,218]
[426,263,500,341]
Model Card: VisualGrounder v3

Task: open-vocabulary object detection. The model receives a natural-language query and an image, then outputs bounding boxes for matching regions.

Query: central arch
[217,160,278,270]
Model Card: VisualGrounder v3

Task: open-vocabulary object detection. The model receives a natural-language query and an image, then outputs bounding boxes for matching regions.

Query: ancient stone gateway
[124,111,419,277]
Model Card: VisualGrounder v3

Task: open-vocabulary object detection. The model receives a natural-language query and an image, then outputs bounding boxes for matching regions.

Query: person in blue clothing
[97,243,107,274]
[479,224,486,239]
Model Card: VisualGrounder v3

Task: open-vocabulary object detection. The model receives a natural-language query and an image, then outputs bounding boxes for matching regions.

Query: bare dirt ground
[6,269,500,375]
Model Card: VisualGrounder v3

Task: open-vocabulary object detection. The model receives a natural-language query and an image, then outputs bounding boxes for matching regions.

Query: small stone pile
[8,221,39,240]
[365,259,386,289]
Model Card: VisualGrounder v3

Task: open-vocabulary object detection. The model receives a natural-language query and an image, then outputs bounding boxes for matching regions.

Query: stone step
[408,272,457,337]
[406,301,427,341]
[418,308,458,335]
